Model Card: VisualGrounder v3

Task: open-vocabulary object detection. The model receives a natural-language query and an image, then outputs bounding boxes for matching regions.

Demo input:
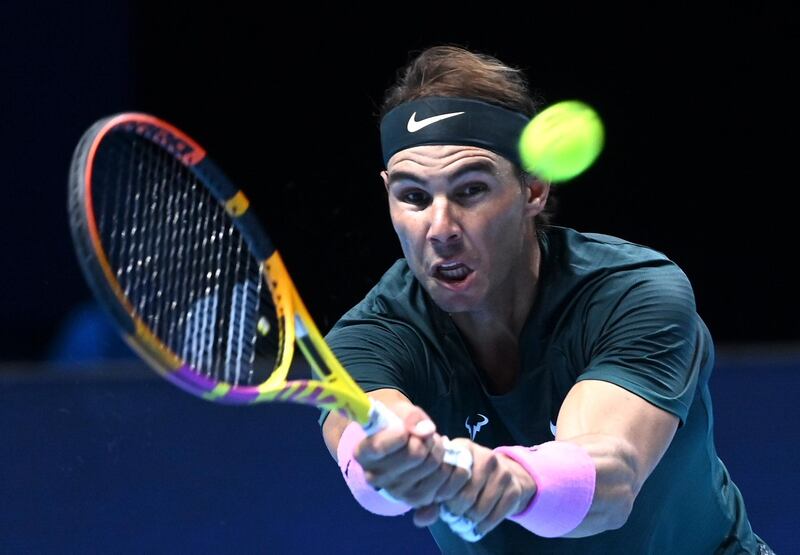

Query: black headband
[380,97,531,168]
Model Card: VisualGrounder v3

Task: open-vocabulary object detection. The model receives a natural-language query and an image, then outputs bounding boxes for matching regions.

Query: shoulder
[543,226,673,270]
[326,259,447,353]
[536,227,700,348]
[331,259,444,330]
[542,226,694,300]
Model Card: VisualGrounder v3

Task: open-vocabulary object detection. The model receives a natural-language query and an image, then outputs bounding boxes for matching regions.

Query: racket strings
[91,131,275,386]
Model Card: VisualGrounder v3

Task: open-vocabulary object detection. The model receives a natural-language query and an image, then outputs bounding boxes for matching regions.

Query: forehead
[386,145,515,180]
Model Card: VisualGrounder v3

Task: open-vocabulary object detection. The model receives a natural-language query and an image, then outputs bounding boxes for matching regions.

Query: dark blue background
[1,354,796,553]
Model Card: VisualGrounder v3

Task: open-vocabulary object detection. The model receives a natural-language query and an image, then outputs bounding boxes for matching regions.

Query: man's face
[382,145,543,314]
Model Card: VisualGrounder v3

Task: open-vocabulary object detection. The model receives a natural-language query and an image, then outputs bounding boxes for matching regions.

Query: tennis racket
[67,112,397,435]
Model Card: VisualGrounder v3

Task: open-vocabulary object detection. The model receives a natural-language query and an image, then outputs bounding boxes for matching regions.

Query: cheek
[476,204,525,255]
[388,209,424,256]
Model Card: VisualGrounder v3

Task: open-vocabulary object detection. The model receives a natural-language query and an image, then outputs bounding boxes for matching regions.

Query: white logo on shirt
[465,414,489,440]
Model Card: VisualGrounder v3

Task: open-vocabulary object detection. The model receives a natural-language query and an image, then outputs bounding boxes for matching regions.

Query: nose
[426,196,461,244]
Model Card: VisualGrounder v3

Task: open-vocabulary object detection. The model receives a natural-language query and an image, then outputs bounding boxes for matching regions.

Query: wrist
[337,421,411,516]
[493,441,596,538]
[504,456,538,514]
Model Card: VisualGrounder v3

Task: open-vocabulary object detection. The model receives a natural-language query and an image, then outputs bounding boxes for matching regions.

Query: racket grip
[362,399,402,437]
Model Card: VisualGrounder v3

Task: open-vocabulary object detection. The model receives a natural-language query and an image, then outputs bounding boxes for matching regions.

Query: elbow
[604,486,635,530]
[561,435,652,538]
[601,443,643,531]
[562,482,636,538]
[603,440,640,530]
[584,440,641,534]
[577,477,635,535]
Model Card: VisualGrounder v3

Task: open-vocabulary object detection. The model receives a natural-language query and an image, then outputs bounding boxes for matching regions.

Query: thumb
[403,406,437,438]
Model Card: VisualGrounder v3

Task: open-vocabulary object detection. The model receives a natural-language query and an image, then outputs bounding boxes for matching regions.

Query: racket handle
[362,399,410,506]
[362,399,403,437]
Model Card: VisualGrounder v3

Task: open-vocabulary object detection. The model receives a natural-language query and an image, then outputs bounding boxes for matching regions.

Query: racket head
[68,113,372,422]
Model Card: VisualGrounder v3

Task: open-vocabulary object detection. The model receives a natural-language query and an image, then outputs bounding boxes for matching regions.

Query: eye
[401,190,430,206]
[457,183,488,199]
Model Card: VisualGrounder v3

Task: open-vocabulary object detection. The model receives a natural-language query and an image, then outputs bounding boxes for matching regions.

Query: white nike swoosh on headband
[406,111,465,132]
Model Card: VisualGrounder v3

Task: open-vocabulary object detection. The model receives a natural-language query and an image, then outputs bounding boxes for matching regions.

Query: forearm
[549,380,678,538]
[559,433,641,538]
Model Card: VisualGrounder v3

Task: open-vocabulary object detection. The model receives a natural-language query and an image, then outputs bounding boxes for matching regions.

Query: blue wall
[1,354,796,553]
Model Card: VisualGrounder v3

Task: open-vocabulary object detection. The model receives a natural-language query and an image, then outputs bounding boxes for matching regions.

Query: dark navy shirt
[321,227,760,554]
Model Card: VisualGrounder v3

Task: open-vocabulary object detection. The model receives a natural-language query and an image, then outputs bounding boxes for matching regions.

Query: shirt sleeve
[317,318,421,427]
[577,263,710,424]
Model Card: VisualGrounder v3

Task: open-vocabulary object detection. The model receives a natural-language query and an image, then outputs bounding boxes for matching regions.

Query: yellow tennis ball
[518,100,604,182]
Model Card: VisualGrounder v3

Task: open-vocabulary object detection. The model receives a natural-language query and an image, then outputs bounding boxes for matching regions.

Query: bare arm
[400,379,679,539]
[555,379,679,537]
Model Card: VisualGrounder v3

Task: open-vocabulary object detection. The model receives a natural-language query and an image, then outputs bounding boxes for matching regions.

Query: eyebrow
[387,161,500,188]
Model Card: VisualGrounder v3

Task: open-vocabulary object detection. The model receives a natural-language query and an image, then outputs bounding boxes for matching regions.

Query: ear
[381,170,389,193]
[524,175,550,218]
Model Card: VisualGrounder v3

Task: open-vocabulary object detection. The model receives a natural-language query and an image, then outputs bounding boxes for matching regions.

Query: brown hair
[380,44,556,228]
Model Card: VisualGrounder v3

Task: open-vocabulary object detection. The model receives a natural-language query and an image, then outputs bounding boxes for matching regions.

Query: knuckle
[475,519,496,538]
[442,497,464,516]
[463,508,478,523]
[459,489,478,510]
[405,483,434,507]
[409,490,435,507]
[419,451,437,472]
[408,440,429,463]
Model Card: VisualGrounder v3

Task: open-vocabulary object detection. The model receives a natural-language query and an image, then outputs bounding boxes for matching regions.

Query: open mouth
[434,262,473,283]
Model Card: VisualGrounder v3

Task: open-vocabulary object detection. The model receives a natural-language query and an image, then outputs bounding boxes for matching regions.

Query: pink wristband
[494,441,596,537]
[336,421,411,516]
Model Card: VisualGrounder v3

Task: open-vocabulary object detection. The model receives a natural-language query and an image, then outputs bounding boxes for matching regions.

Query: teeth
[439,265,470,280]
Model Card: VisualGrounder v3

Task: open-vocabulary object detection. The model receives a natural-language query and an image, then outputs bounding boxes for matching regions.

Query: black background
[2,3,798,359]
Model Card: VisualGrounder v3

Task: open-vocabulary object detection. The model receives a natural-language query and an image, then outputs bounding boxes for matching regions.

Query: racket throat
[294,316,330,380]
[294,315,310,339]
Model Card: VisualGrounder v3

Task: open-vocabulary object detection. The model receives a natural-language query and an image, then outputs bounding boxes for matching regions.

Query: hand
[413,438,537,542]
[354,405,470,508]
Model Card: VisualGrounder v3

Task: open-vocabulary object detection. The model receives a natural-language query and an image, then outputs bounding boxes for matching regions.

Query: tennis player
[320,45,772,554]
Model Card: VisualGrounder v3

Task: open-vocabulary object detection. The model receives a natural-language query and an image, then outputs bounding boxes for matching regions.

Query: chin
[425,279,484,314]
[429,295,467,313]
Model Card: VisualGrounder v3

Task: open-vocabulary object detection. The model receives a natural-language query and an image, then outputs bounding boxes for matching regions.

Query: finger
[354,426,409,465]
[433,460,472,503]
[457,464,519,542]
[390,435,473,505]
[441,454,495,516]
[398,455,455,506]
[369,435,450,499]
[462,486,503,534]
[412,503,440,527]
[362,435,439,488]
[472,489,520,539]
[462,471,507,526]
[430,438,473,502]
[404,406,437,439]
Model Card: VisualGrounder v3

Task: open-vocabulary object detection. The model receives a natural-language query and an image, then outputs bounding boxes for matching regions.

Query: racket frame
[68,113,387,431]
